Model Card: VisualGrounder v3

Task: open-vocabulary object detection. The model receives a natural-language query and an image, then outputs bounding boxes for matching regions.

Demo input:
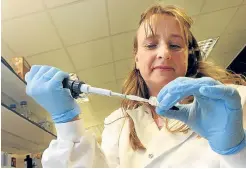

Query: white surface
[2,12,62,56]
[160,0,204,16]
[77,63,116,86]
[201,0,243,13]
[43,0,78,8]
[67,37,113,71]
[49,0,109,46]
[191,7,238,41]
[1,61,49,120]
[1,0,44,20]
[107,0,156,34]
[27,49,75,73]
[1,105,56,154]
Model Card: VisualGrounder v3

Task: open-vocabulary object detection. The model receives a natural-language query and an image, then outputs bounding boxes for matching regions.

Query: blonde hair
[120,5,246,151]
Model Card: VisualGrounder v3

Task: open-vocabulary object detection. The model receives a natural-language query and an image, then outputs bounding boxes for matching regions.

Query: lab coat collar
[126,105,194,166]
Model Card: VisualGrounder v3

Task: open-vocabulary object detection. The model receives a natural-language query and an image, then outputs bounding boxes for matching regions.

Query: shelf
[1,56,50,120]
[1,57,56,154]
[1,103,56,154]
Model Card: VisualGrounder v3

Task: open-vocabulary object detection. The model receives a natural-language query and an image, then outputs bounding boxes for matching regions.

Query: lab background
[1,0,246,168]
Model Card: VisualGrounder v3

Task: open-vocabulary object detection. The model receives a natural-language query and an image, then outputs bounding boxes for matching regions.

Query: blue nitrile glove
[156,77,246,155]
[25,65,80,123]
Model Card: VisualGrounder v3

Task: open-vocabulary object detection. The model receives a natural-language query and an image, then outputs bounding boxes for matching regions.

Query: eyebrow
[145,34,159,40]
[145,34,184,41]
[170,34,184,41]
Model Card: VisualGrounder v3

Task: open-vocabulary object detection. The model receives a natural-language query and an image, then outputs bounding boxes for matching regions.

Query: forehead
[137,14,184,40]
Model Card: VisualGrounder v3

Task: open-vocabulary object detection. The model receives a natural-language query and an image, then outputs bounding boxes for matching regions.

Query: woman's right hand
[25,65,80,123]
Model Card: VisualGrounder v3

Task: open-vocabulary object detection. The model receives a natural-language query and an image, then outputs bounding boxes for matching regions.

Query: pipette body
[62,78,159,107]
[80,84,159,106]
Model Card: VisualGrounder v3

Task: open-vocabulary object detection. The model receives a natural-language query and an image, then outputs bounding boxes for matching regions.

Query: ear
[135,55,139,69]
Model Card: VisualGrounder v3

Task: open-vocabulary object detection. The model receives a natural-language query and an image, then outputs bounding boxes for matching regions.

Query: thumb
[156,104,190,123]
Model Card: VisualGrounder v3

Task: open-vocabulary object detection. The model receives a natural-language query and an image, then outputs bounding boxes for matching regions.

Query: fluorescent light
[198,37,219,60]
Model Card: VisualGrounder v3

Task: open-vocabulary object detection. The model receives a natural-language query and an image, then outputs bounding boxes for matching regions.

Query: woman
[25,5,246,167]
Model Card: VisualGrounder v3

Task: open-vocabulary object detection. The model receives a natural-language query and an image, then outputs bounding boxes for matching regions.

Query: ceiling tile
[159,0,204,16]
[89,95,121,115]
[79,105,101,128]
[107,0,156,35]
[1,41,15,59]
[26,49,75,73]
[49,0,109,46]
[208,50,239,68]
[88,82,121,114]
[190,7,238,41]
[116,78,125,92]
[67,38,113,71]
[111,31,136,61]
[115,58,134,79]
[98,81,120,93]
[225,5,246,33]
[1,0,44,20]
[1,41,16,66]
[211,29,246,56]
[2,12,62,56]
[191,15,198,27]
[201,0,243,13]
[43,0,77,8]
[77,63,115,85]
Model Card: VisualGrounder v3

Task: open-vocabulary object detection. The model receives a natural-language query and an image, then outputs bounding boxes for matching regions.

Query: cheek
[173,53,188,76]
[137,52,155,74]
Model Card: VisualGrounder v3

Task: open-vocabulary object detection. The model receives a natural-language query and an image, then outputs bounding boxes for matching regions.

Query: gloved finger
[33,65,52,80]
[156,103,190,123]
[49,70,69,87]
[157,77,220,111]
[157,77,219,102]
[157,93,183,112]
[157,82,201,112]
[25,65,41,82]
[199,85,242,109]
[42,67,61,81]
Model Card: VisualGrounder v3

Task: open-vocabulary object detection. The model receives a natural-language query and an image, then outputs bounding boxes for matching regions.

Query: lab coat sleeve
[101,108,126,168]
[41,119,108,168]
[219,138,246,167]
[219,85,246,167]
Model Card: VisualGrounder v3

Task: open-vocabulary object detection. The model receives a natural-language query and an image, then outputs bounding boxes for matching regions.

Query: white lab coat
[42,85,246,168]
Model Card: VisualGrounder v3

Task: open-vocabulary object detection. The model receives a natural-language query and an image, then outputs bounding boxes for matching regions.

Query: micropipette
[62,78,159,107]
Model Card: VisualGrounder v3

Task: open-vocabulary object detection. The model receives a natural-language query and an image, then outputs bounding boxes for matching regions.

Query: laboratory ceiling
[2,0,246,127]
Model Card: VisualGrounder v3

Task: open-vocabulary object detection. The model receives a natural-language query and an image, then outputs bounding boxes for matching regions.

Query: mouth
[152,65,174,71]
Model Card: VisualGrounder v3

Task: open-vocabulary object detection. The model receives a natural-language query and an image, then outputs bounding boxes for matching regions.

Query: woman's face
[135,14,189,96]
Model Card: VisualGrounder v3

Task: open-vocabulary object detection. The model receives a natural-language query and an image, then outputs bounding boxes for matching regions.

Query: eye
[169,44,181,50]
[145,43,157,49]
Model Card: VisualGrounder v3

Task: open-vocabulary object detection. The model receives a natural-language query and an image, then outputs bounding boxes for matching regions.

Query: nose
[157,43,171,60]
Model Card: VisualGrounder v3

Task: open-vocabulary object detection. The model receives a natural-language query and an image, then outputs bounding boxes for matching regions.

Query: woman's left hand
[156,77,246,155]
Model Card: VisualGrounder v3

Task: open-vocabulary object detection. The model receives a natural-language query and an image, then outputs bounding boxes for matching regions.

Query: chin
[156,76,176,85]
[146,76,177,96]
[147,74,178,86]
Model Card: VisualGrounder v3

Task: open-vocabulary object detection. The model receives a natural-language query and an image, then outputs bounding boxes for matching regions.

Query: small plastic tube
[148,96,159,107]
